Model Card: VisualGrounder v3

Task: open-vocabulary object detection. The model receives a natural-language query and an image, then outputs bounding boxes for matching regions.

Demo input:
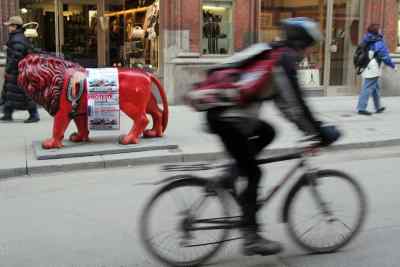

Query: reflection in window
[259,0,325,87]
[20,0,56,52]
[202,1,233,55]
[105,0,160,69]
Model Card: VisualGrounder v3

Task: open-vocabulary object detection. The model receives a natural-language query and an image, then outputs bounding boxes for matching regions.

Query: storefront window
[61,3,98,67]
[20,0,57,53]
[259,0,325,87]
[104,0,160,69]
[201,0,233,55]
[259,0,360,89]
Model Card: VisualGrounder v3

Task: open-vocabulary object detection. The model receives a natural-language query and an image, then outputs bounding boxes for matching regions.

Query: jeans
[357,77,382,112]
[207,109,276,228]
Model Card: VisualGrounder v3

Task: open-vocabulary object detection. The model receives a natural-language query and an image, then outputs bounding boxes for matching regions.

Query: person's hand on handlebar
[318,125,341,147]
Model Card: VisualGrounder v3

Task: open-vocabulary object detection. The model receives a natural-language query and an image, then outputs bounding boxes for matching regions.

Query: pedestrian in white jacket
[357,24,396,116]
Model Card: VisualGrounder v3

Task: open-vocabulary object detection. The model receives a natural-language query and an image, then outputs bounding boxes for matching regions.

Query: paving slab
[102,148,183,168]
[2,96,400,178]
[0,138,27,178]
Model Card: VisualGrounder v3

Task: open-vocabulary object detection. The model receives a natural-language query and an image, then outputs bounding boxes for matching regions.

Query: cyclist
[206,18,341,256]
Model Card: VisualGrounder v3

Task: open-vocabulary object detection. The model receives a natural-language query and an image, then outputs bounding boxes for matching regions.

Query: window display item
[130,26,145,40]
[23,22,39,38]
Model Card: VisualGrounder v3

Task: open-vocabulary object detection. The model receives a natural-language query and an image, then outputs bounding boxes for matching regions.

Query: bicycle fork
[306,171,335,221]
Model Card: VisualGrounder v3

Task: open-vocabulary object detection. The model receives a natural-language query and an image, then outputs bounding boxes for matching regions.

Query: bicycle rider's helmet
[280,17,323,49]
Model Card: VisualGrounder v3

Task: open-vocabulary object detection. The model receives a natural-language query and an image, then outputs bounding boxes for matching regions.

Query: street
[1,145,400,267]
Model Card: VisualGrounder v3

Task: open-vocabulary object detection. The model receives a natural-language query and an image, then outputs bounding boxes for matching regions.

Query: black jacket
[3,28,36,110]
[272,43,321,136]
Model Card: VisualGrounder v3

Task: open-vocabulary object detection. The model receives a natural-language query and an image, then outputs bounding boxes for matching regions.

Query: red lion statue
[18,53,169,149]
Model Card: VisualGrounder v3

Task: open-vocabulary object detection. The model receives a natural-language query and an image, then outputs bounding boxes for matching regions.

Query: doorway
[259,0,362,95]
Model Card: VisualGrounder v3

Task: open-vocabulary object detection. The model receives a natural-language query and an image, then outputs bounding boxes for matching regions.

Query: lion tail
[149,74,169,132]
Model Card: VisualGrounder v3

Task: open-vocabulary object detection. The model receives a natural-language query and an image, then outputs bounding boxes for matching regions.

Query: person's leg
[206,112,282,255]
[0,106,13,121]
[371,78,384,112]
[357,78,374,113]
[249,120,276,156]
[25,104,40,123]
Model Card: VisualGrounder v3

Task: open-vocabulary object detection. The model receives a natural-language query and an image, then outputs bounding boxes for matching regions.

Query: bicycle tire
[140,175,231,267]
[286,169,367,253]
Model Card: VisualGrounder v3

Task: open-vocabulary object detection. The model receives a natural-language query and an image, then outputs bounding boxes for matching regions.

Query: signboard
[86,68,120,130]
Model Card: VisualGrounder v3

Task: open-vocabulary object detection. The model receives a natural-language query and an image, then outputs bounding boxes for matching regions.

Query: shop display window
[201,0,233,55]
[105,0,160,70]
[20,0,57,53]
[259,0,325,87]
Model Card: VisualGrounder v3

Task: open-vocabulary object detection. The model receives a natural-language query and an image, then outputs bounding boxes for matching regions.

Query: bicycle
[139,142,367,267]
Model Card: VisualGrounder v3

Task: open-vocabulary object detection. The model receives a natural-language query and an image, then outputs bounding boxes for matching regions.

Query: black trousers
[207,109,276,228]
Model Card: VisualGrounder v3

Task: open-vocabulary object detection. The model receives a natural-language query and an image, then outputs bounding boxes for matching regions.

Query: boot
[0,113,12,121]
[0,107,13,121]
[241,228,283,256]
[24,116,40,123]
[24,109,40,123]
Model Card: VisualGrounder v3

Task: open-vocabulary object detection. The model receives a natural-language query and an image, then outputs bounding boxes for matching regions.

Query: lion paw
[69,132,89,142]
[42,138,64,149]
[143,129,163,138]
[119,134,139,145]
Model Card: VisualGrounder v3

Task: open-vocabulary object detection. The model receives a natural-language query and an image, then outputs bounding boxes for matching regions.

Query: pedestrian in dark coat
[1,16,39,123]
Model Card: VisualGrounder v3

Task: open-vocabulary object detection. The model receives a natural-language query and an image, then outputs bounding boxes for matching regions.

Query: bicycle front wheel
[286,169,367,253]
[140,175,231,267]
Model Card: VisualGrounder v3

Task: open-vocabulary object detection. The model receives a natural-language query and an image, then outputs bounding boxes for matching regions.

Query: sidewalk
[1,96,400,179]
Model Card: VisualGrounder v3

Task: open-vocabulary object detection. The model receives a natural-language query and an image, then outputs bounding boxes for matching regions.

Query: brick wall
[234,0,252,51]
[364,0,398,52]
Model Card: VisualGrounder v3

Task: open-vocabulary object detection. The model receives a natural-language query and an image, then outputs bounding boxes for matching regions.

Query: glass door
[325,0,361,93]
[259,0,327,89]
[56,0,98,67]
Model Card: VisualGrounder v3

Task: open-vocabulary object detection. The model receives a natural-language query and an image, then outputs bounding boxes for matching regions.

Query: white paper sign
[86,68,120,130]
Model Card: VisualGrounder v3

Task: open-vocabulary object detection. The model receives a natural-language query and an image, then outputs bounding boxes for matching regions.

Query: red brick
[234,0,251,50]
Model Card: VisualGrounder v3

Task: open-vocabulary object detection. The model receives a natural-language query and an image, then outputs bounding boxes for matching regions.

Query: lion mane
[18,53,83,116]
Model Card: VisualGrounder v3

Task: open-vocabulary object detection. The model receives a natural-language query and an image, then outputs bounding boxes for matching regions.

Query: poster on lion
[87,68,120,130]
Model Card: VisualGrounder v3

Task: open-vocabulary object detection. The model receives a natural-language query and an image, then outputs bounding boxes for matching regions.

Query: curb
[1,138,400,179]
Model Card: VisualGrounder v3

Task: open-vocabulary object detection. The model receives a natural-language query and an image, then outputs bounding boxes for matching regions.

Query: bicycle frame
[179,149,319,234]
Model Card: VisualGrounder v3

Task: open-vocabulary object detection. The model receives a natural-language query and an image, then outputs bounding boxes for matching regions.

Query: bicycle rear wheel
[286,169,367,253]
[140,175,231,267]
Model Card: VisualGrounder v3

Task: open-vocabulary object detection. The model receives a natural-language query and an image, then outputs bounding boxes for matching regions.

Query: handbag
[131,26,145,40]
[23,22,39,38]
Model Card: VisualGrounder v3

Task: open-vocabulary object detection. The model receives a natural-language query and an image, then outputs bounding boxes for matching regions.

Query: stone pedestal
[33,136,178,160]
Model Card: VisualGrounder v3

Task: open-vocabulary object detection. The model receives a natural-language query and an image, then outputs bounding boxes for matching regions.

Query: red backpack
[185,44,286,111]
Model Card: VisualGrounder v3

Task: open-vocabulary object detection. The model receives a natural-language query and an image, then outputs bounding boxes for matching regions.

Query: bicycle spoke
[187,195,211,217]
[141,177,234,266]
[168,187,189,211]
[299,218,324,239]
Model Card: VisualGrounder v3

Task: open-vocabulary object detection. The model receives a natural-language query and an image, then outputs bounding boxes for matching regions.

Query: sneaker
[376,107,386,113]
[24,117,40,123]
[0,114,12,121]
[241,229,283,256]
[358,110,372,116]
